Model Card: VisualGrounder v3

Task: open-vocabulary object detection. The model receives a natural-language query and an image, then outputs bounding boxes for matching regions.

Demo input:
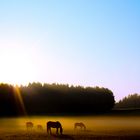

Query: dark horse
[47,121,63,135]
[74,122,86,131]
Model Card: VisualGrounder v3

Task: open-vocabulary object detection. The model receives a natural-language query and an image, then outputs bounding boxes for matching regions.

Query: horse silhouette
[26,122,34,131]
[74,122,86,130]
[37,124,43,131]
[47,121,63,135]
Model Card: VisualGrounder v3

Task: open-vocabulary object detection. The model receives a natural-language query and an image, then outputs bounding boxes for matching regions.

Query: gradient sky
[0,0,140,101]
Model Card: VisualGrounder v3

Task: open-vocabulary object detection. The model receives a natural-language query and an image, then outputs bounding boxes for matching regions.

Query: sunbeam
[13,86,27,116]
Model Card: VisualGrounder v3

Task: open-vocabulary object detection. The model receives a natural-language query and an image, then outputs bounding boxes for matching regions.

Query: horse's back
[75,122,81,126]
[47,121,61,128]
[26,122,33,127]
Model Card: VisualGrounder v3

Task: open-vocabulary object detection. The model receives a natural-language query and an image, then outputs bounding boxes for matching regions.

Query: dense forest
[0,83,115,116]
[115,94,140,109]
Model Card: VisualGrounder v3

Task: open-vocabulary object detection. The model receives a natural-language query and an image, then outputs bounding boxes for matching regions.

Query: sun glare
[0,45,37,85]
[13,86,27,116]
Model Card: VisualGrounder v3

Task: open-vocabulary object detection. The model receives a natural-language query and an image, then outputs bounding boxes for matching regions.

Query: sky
[0,0,140,101]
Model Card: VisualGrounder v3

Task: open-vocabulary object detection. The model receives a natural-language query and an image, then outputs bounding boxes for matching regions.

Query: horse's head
[60,126,63,134]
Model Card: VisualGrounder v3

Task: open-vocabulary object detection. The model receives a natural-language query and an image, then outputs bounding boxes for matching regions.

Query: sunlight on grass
[0,116,140,136]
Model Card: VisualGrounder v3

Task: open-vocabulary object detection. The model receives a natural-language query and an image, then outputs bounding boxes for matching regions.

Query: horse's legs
[47,127,51,134]
[56,128,58,134]
[49,128,52,135]
[74,125,76,130]
[47,127,49,134]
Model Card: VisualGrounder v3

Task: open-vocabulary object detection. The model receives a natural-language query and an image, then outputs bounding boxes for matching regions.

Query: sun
[0,45,36,85]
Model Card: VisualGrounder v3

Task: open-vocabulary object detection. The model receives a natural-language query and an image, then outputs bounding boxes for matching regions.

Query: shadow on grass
[52,134,75,140]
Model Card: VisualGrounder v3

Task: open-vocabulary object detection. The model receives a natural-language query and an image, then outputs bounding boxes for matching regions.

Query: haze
[0,0,140,101]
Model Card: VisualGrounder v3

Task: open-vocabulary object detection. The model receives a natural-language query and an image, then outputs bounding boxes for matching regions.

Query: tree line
[115,93,140,109]
[0,83,115,116]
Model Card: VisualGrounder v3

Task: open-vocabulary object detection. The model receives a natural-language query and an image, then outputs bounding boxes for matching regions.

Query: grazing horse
[26,122,34,131]
[47,121,63,135]
[37,125,43,131]
[74,122,86,130]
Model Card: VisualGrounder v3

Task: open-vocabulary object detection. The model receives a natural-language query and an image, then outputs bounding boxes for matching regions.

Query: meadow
[0,115,140,140]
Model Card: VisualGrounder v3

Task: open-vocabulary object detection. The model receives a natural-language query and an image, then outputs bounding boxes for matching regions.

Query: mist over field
[0,116,140,140]
[0,0,140,139]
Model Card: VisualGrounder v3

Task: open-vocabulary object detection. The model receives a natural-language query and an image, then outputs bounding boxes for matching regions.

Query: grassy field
[0,115,140,139]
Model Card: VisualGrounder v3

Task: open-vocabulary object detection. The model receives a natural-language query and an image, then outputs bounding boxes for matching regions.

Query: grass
[0,115,140,139]
[1,130,140,140]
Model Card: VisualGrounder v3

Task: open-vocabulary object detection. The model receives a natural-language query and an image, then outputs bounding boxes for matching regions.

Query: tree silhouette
[0,82,115,116]
[115,93,140,109]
